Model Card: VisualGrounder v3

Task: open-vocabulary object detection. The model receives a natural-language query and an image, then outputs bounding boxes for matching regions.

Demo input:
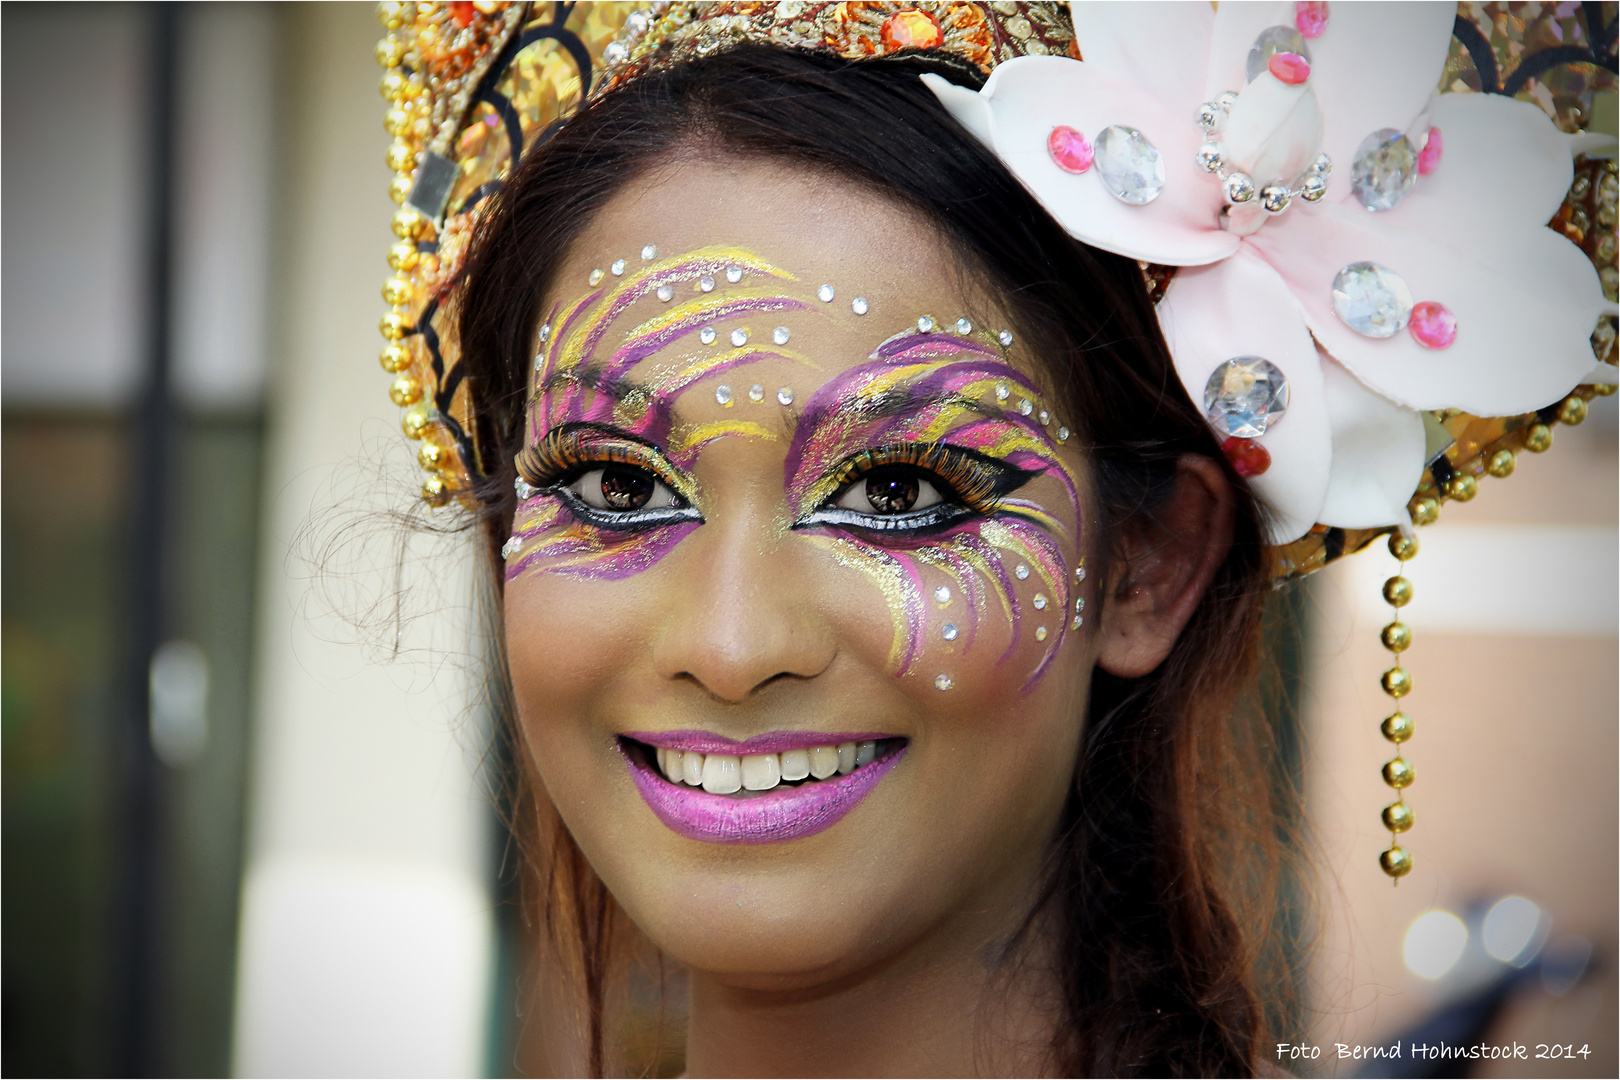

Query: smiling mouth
[621,736,905,797]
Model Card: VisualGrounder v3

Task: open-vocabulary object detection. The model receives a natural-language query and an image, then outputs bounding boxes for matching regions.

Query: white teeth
[659,747,674,778]
[702,754,742,794]
[855,740,876,767]
[741,754,781,791]
[836,742,857,775]
[656,746,667,773]
[682,751,705,787]
[808,746,840,779]
[780,748,811,780]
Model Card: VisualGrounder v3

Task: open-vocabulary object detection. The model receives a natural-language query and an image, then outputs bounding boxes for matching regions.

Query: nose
[650,514,836,704]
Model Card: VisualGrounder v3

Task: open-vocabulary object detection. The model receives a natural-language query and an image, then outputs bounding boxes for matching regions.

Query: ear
[1095,454,1235,679]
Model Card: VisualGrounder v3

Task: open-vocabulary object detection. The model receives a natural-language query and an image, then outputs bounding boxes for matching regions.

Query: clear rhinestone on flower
[1033,593,1048,610]
[625,11,648,34]
[1093,125,1165,205]
[730,328,749,347]
[1245,25,1310,81]
[748,384,765,402]
[699,327,717,345]
[699,274,716,292]
[1203,356,1289,438]
[998,330,1014,346]
[715,385,733,406]
[852,297,869,315]
[772,326,790,345]
[818,284,835,302]
[956,317,972,334]
[1035,626,1048,642]
[725,265,743,283]
[1015,563,1030,580]
[935,674,954,691]
[611,259,626,276]
[1332,261,1413,338]
[1350,129,1417,211]
[603,40,628,65]
[918,316,936,332]
[934,585,952,604]
[942,623,959,641]
[641,244,658,260]
[776,387,794,406]
[589,268,604,285]
[656,284,674,302]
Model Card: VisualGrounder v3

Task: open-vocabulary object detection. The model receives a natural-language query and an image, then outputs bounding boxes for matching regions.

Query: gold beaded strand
[1378,532,1418,880]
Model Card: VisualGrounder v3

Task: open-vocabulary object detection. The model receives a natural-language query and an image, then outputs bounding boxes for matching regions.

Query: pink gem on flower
[1221,436,1272,478]
[1409,301,1457,349]
[1417,127,1443,175]
[1294,1,1328,38]
[1047,126,1093,174]
[1268,52,1311,85]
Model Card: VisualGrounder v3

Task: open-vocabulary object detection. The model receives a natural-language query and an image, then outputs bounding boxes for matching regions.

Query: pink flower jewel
[1417,127,1443,175]
[1268,52,1311,85]
[1294,1,1328,38]
[1047,126,1093,174]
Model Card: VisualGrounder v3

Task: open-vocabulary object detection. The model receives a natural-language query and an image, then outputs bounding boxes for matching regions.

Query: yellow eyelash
[516,428,687,497]
[829,443,1005,513]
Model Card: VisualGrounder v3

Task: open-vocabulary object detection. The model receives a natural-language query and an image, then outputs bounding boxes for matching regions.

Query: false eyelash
[825,442,1030,515]
[515,425,676,490]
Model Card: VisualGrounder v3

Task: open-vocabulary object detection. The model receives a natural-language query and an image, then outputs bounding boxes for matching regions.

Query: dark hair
[457,43,1280,1077]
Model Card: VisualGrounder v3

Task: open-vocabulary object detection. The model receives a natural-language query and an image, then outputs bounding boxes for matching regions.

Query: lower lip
[621,743,906,845]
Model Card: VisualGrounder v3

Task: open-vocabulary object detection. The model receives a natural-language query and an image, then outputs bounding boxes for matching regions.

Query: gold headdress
[373,2,1617,877]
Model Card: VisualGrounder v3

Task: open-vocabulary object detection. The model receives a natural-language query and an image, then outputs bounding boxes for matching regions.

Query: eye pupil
[600,466,654,510]
[865,472,919,514]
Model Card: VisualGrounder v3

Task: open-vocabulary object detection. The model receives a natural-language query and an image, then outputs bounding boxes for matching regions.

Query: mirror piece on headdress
[406,150,459,220]
[1350,129,1419,211]
[1093,125,1165,205]
[1332,262,1414,338]
[1203,356,1290,438]
[1245,26,1311,82]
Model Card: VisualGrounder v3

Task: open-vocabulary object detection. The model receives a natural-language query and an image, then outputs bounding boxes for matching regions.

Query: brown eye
[866,472,918,514]
[835,467,944,516]
[568,465,679,512]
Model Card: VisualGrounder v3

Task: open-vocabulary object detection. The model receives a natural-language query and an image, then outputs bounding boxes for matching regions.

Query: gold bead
[391,207,424,239]
[1523,423,1553,453]
[382,276,412,306]
[1447,473,1477,501]
[1558,396,1588,426]
[1381,621,1411,653]
[422,475,451,507]
[1382,801,1414,833]
[1379,846,1413,878]
[1382,576,1412,607]
[386,140,418,174]
[1381,710,1414,743]
[1411,496,1440,526]
[389,375,423,407]
[1381,666,1412,698]
[385,107,413,138]
[417,441,446,470]
[387,241,419,272]
[1485,448,1516,478]
[1388,533,1418,561]
[389,174,413,205]
[1382,756,1415,789]
[402,407,431,439]
[380,69,410,100]
[377,1,408,30]
[1593,381,1617,397]
[380,343,411,372]
[375,36,406,68]
[379,310,409,341]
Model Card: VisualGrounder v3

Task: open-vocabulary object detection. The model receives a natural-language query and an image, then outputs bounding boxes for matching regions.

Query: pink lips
[619,734,906,845]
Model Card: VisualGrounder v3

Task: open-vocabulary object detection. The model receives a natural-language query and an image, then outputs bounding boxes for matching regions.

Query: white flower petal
[958,56,1238,265]
[1310,2,1456,203]
[1204,1,1293,100]
[1223,73,1325,182]
[920,73,995,146]
[1067,1,1215,116]
[1317,354,1426,530]
[1248,202,1608,414]
[1157,250,1331,543]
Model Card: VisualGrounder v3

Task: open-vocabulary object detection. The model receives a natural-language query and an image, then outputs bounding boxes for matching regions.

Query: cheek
[505,498,696,581]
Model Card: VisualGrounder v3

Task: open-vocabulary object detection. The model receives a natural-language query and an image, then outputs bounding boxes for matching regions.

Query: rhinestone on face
[997,329,1014,347]
[955,317,972,335]
[656,284,674,302]
[1245,25,1311,81]
[515,478,537,499]
[748,384,764,402]
[699,274,716,292]
[1035,626,1048,642]
[818,284,835,302]
[1038,410,1050,425]
[1072,615,1083,629]
[935,674,954,691]
[1057,426,1070,442]
[641,244,658,260]
[918,316,936,332]
[852,297,869,315]
[589,268,604,285]
[1033,593,1048,610]
[501,536,521,558]
[715,385,733,406]
[730,328,749,347]
[1047,125,1094,174]
[1015,564,1030,580]
[539,323,552,342]
[1203,356,1290,438]
[611,259,626,276]
[934,585,952,604]
[699,327,717,345]
[1076,566,1086,582]
[725,265,743,283]
[1350,129,1417,211]
[1093,125,1165,205]
[1019,399,1034,416]
[942,623,959,641]
[995,383,1011,401]
[1076,596,1086,612]
[776,387,794,406]
[772,326,790,345]
[1332,261,1413,338]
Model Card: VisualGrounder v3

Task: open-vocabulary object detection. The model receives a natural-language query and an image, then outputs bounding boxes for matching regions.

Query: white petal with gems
[1247,201,1609,414]
[1158,249,1330,542]
[1203,3,1292,99]
[1220,72,1324,189]
[1303,2,1456,203]
[1316,354,1426,530]
[1069,2,1216,118]
[925,59,1238,265]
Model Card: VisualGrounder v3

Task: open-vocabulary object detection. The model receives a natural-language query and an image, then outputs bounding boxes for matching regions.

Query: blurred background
[1,3,1614,1078]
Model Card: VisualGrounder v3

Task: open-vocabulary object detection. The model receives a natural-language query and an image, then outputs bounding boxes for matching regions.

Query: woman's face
[504,158,1099,987]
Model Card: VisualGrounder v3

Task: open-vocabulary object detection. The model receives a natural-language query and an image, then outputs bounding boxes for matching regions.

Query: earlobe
[1095,455,1235,679]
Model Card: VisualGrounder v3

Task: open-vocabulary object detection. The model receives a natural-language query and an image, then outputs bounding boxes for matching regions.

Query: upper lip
[622,729,900,755]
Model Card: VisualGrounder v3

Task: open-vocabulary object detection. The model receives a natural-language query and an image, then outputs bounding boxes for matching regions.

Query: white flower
[926,1,1613,542]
